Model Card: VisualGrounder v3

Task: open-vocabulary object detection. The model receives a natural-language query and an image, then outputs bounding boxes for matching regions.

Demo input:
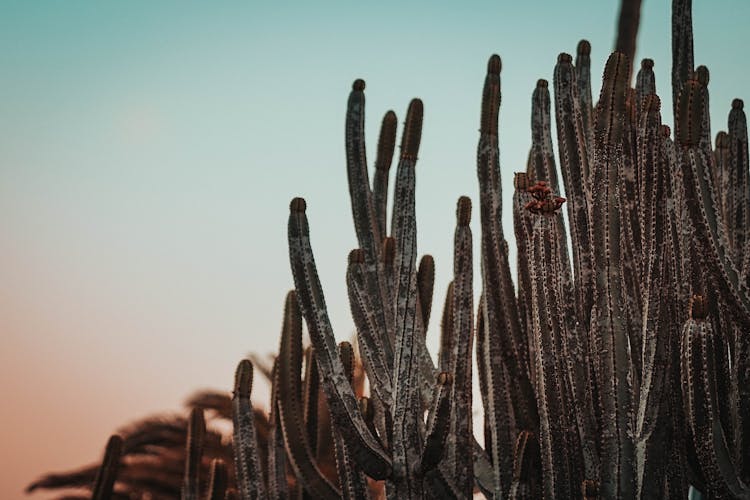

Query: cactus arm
[332,342,370,500]
[714,131,730,222]
[680,297,750,498]
[528,205,576,498]
[206,459,228,500]
[373,110,398,239]
[448,197,475,497]
[267,362,290,500]
[181,408,206,500]
[302,347,322,473]
[276,292,343,499]
[635,59,656,115]
[677,84,750,328]
[419,372,454,474]
[728,99,750,270]
[346,79,382,256]
[508,430,541,500]
[345,81,397,379]
[694,67,714,171]
[388,98,437,413]
[636,95,663,289]
[529,79,561,192]
[512,173,535,362]
[232,360,267,500]
[438,282,455,373]
[417,254,435,333]
[634,100,675,498]
[477,54,536,425]
[552,57,602,482]
[287,200,392,480]
[346,249,393,405]
[575,40,595,172]
[553,54,595,324]
[529,78,577,327]
[91,435,123,500]
[476,56,538,498]
[589,51,637,499]
[672,0,694,122]
[388,98,425,499]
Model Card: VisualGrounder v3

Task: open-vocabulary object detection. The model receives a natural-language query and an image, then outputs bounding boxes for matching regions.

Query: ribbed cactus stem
[232,359,267,500]
[182,408,206,500]
[288,199,392,480]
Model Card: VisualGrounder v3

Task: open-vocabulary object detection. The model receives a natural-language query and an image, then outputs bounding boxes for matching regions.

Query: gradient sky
[2,1,749,498]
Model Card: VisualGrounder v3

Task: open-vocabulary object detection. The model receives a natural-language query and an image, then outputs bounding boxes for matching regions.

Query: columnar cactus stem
[267,361,290,500]
[389,97,425,498]
[346,248,394,407]
[672,0,694,120]
[232,359,267,500]
[345,80,396,383]
[373,110,398,239]
[527,203,574,498]
[287,199,392,480]
[575,40,595,172]
[417,254,435,333]
[476,53,538,498]
[508,430,541,499]
[449,196,474,498]
[728,99,750,271]
[182,408,206,500]
[680,295,750,497]
[332,342,370,500]
[206,459,228,500]
[589,51,636,498]
[635,59,656,115]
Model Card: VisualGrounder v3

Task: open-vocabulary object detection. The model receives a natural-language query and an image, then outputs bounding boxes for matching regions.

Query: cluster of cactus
[27,0,750,498]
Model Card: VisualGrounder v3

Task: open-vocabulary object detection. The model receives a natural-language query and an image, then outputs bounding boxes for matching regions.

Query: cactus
[26,0,750,498]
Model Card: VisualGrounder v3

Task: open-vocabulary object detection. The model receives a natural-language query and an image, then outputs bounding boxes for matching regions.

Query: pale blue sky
[2,1,749,497]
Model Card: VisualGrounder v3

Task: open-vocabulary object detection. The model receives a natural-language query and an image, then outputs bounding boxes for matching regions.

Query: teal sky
[2,1,749,497]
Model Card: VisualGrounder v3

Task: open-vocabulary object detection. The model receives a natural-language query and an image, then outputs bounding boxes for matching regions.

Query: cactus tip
[352,79,366,91]
[290,197,307,213]
[695,65,709,86]
[401,98,424,160]
[716,131,729,148]
[456,196,472,226]
[234,359,253,397]
[487,54,502,75]
[557,53,573,64]
[577,39,591,56]
[733,98,744,110]
[348,248,365,265]
[536,78,548,88]
[641,58,654,70]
